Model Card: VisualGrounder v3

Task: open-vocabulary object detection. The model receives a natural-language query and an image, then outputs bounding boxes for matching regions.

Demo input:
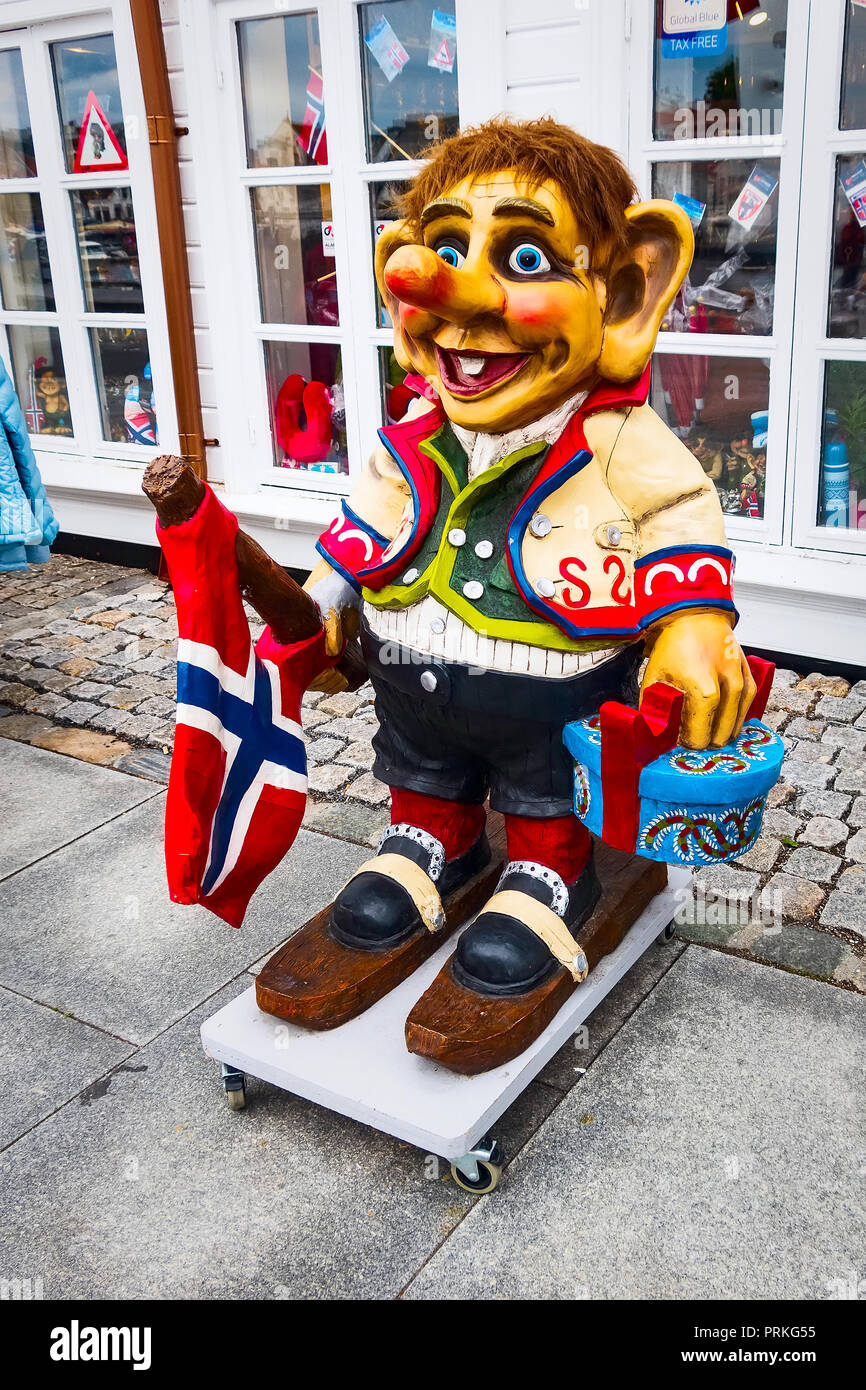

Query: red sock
[389,788,485,861]
[504,814,591,886]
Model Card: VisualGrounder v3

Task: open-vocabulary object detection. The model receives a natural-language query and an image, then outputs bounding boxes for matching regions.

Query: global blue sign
[661,0,728,60]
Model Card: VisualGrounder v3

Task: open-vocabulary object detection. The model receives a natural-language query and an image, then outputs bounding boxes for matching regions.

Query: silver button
[463,580,484,600]
[402,568,419,584]
[529,513,552,538]
[474,539,494,559]
[429,617,446,634]
[606,524,622,546]
[420,670,438,692]
[448,527,466,547]
[535,577,556,598]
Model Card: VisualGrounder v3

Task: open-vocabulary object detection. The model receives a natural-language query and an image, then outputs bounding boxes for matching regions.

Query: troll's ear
[598,200,694,383]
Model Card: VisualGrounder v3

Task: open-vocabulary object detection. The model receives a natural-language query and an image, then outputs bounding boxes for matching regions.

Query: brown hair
[398,117,639,264]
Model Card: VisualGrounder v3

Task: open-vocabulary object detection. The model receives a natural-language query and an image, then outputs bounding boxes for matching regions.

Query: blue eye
[508,243,550,275]
[435,243,465,268]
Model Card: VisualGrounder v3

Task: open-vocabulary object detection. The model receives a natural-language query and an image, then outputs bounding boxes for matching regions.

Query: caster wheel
[658,920,676,943]
[221,1063,246,1110]
[450,1158,501,1194]
[450,1135,504,1194]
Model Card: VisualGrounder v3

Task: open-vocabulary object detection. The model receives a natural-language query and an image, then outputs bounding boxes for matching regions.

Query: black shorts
[361,623,641,819]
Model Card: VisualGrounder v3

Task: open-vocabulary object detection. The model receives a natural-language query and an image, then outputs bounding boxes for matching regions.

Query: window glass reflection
[654,159,780,335]
[71,187,142,314]
[0,193,54,312]
[653,0,786,142]
[841,0,866,131]
[0,49,35,178]
[52,35,127,175]
[238,13,326,169]
[90,327,157,445]
[359,1,458,162]
[252,184,338,327]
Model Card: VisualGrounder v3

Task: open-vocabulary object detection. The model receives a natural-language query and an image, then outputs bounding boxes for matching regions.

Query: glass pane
[653,159,780,335]
[651,353,770,521]
[0,49,35,177]
[370,180,407,326]
[379,345,412,424]
[71,187,142,314]
[252,184,337,327]
[238,13,325,169]
[264,341,348,474]
[841,0,866,131]
[653,0,787,141]
[359,1,458,163]
[90,327,157,445]
[3,325,73,437]
[52,34,126,175]
[819,361,866,531]
[0,193,54,312]
[828,154,866,338]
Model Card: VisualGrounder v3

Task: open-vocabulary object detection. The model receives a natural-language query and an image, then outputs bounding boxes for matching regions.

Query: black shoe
[330,823,491,951]
[452,851,601,997]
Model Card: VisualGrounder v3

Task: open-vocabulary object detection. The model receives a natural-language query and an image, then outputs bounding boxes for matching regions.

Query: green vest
[362,422,600,654]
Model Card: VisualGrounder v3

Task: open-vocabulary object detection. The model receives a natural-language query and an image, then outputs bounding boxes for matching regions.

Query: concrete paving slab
[0,797,368,1044]
[0,738,157,880]
[0,986,133,1150]
[403,948,866,1300]
[0,981,559,1299]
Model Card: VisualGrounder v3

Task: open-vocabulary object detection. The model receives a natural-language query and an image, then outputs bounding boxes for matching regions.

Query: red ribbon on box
[598,656,775,853]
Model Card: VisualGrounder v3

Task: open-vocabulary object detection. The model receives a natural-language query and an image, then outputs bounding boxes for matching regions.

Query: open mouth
[435,347,530,399]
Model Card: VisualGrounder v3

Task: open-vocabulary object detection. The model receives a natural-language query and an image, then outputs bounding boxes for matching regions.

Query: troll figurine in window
[274,118,757,1070]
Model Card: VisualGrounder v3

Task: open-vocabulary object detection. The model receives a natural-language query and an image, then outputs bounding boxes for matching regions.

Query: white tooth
[457,354,485,376]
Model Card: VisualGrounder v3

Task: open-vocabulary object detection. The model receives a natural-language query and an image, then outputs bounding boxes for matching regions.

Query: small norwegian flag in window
[297,69,328,166]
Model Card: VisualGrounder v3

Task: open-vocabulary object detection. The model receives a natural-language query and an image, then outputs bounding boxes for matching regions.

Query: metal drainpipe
[129,0,207,479]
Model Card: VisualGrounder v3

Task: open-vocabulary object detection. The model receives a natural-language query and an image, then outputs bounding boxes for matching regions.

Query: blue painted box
[562,715,785,867]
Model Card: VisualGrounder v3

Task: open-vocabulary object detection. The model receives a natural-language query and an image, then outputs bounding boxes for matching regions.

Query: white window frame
[0,0,178,480]
[628,0,811,552]
[790,0,866,556]
[195,0,494,501]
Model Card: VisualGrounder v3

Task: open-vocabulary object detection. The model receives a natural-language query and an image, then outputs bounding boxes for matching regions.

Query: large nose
[383,245,505,324]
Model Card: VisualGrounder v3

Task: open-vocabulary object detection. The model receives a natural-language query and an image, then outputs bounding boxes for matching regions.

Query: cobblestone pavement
[1,554,864,991]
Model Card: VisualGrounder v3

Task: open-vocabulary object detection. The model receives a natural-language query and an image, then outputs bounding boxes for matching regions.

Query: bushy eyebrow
[492,196,555,226]
[420,196,472,227]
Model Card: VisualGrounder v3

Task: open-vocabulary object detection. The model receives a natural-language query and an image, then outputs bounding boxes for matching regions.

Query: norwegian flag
[297,70,328,166]
[157,485,330,927]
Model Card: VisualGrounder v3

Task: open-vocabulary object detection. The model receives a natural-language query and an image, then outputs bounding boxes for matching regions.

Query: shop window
[379,345,412,425]
[71,187,143,315]
[6,324,72,437]
[651,354,770,520]
[653,159,780,337]
[264,340,347,473]
[0,48,35,178]
[0,26,162,454]
[0,192,54,312]
[251,184,338,328]
[359,1,458,163]
[817,361,866,531]
[51,34,127,174]
[841,0,866,132]
[237,12,324,169]
[652,0,787,142]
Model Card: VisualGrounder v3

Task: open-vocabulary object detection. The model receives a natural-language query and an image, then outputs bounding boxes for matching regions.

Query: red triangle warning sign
[73,91,128,174]
[430,38,453,72]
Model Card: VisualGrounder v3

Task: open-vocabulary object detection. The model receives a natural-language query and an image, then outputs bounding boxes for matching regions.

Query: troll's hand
[641,611,757,750]
[303,557,361,694]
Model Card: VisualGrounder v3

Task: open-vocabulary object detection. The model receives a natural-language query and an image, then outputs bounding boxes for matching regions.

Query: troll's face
[376,170,693,434]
